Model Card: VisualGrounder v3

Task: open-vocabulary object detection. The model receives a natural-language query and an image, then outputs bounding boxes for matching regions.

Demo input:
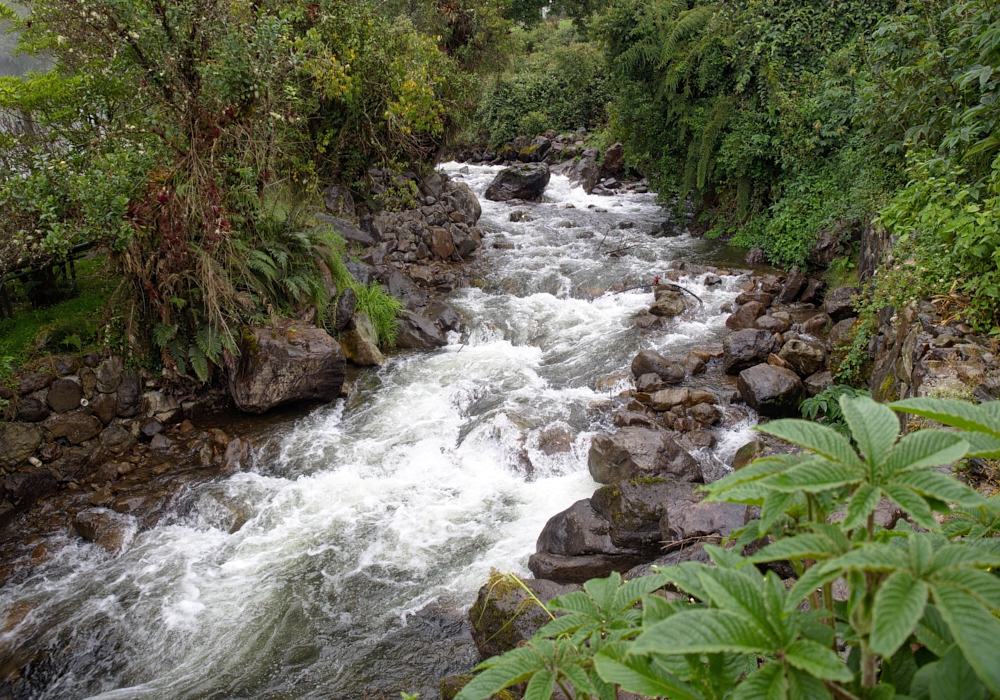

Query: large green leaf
[593,646,704,700]
[784,639,853,682]
[728,662,787,700]
[884,485,940,531]
[631,609,773,656]
[757,419,862,467]
[891,398,1000,438]
[840,395,899,468]
[762,459,862,493]
[932,582,1000,694]
[892,469,984,506]
[615,573,670,610]
[915,605,954,657]
[760,490,798,534]
[958,430,1000,459]
[925,644,989,700]
[748,534,845,564]
[787,567,847,612]
[535,614,587,638]
[842,483,881,531]
[522,670,553,700]
[931,568,1000,612]
[697,568,772,639]
[870,570,929,658]
[457,647,542,700]
[929,543,1000,573]
[884,429,970,474]
[548,591,600,618]
[584,572,621,613]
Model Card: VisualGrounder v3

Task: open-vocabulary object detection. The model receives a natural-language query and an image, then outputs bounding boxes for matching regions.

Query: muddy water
[0,165,757,699]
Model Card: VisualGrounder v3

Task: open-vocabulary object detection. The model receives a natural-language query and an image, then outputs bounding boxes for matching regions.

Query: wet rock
[72,508,133,553]
[0,424,43,469]
[44,411,103,445]
[528,550,650,585]
[768,353,793,371]
[829,317,857,347]
[737,364,805,417]
[704,274,722,287]
[723,329,781,375]
[649,291,686,317]
[689,403,719,426]
[538,425,575,455]
[631,350,684,384]
[222,437,250,474]
[394,311,447,350]
[592,478,697,552]
[682,353,707,376]
[804,370,833,396]
[534,499,617,557]
[384,269,429,309]
[650,387,689,411]
[778,339,828,377]
[569,156,600,194]
[735,291,773,307]
[689,390,715,405]
[318,214,375,247]
[588,427,702,484]
[509,210,533,223]
[623,544,712,579]
[95,357,123,393]
[141,420,163,438]
[424,302,464,333]
[91,392,118,425]
[45,378,83,413]
[602,143,625,177]
[755,315,791,334]
[726,301,767,330]
[18,372,55,396]
[778,268,808,304]
[636,373,665,393]
[332,287,357,332]
[116,371,142,418]
[226,319,347,413]
[744,248,767,265]
[79,367,97,398]
[340,313,385,366]
[428,227,455,259]
[825,287,858,322]
[2,470,56,510]
[17,396,50,423]
[101,425,137,455]
[799,279,826,304]
[732,440,768,470]
[663,502,750,543]
[801,313,832,336]
[484,163,550,202]
[446,181,483,224]
[323,184,355,218]
[469,576,579,658]
[760,275,783,294]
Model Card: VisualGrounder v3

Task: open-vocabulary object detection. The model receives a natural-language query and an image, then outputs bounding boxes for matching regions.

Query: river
[0,164,758,699]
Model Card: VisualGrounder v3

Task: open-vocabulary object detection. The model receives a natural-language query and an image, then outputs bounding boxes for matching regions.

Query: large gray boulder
[569,156,600,194]
[43,411,103,445]
[590,478,698,553]
[588,427,702,484]
[631,350,684,384]
[226,319,346,413]
[778,339,828,377]
[340,313,385,366]
[726,301,767,330]
[661,501,751,544]
[0,423,43,469]
[484,163,550,202]
[737,363,805,417]
[443,181,482,224]
[723,329,781,375]
[825,287,858,322]
[394,311,447,350]
[317,214,376,247]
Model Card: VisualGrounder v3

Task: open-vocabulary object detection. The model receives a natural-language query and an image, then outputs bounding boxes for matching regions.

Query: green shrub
[457,395,1000,699]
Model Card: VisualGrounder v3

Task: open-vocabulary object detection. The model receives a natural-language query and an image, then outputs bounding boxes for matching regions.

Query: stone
[446,181,482,224]
[591,478,697,552]
[509,210,533,223]
[469,576,580,658]
[723,329,781,375]
[636,373,665,393]
[46,378,83,413]
[801,313,832,336]
[804,370,833,396]
[322,184,355,218]
[778,339,828,377]
[226,319,347,413]
[150,434,173,450]
[649,291,686,317]
[623,544,712,579]
[726,301,767,330]
[423,302,463,333]
[141,420,163,438]
[72,509,133,553]
[825,287,858,322]
[689,402,719,426]
[631,350,684,384]
[18,372,55,396]
[703,274,722,286]
[682,353,707,376]
[570,156,600,194]
[737,364,805,417]
[663,502,750,543]
[678,430,716,449]
[527,551,650,585]
[829,317,857,347]
[735,291,773,307]
[588,427,702,484]
[602,143,625,177]
[799,278,826,304]
[538,425,575,455]
[744,248,767,265]
[79,367,97,398]
[43,412,103,445]
[332,287,357,332]
[317,214,375,246]
[755,315,791,334]
[534,499,616,557]
[650,387,689,411]
[54,355,82,375]
[689,390,715,405]
[768,353,792,370]
[95,357,123,393]
[17,397,49,423]
[732,440,768,470]
[428,227,455,259]
[100,425,137,455]
[778,268,808,304]
[2,470,56,510]
[484,163,550,202]
[0,424,43,469]
[394,311,447,350]
[340,313,385,367]
[91,392,118,425]
[116,371,142,418]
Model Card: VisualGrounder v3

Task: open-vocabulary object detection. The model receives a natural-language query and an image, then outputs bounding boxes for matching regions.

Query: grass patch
[0,255,118,363]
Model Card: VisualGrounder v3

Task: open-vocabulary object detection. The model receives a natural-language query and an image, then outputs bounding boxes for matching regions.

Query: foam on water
[0,162,757,699]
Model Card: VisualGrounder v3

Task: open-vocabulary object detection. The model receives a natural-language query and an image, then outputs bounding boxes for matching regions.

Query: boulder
[623,544,713,579]
[332,288,357,332]
[732,440,768,470]
[689,403,720,426]
[509,210,533,223]
[631,350,684,384]
[226,319,347,413]
[682,353,707,376]
[484,163,550,202]
[778,268,808,304]
[534,499,616,557]
[72,508,134,553]
[778,339,828,377]
[649,387,689,411]
[602,143,625,177]
[2,470,56,511]
[804,370,833,396]
[723,329,781,375]
[591,478,697,552]
[445,182,482,224]
[649,292,686,317]
[527,551,650,585]
[755,315,791,334]
[726,301,767,330]
[340,313,385,366]
[570,157,600,194]
[744,248,767,265]
[428,227,455,259]
[423,302,464,333]
[829,317,857,347]
[100,425,137,456]
[735,291,773,307]
[318,214,376,247]
[95,357,123,393]
[737,364,805,417]
[394,311,447,350]
[17,397,49,423]
[18,371,55,396]
[43,412,103,445]
[46,378,83,413]
[662,502,751,543]
[468,575,580,659]
[79,367,97,398]
[90,392,118,425]
[636,373,665,393]
[588,427,702,484]
[116,371,142,418]
[323,185,356,218]
[825,287,858,322]
[799,279,826,304]
[801,313,832,336]
[0,424,43,469]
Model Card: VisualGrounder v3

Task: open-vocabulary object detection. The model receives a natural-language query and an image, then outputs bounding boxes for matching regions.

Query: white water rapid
[0,164,758,699]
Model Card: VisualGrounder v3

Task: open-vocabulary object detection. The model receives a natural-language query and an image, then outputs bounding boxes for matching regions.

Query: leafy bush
[457,395,1000,699]
[800,384,871,437]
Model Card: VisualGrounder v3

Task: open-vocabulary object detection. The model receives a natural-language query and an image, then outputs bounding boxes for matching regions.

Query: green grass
[0,256,118,363]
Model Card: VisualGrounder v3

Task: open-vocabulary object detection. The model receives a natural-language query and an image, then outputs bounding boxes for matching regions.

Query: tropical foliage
[456,396,1000,700]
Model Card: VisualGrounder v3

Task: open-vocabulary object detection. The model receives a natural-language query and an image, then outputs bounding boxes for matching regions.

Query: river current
[0,164,758,699]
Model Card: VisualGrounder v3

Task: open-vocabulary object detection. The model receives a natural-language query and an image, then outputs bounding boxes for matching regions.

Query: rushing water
[0,165,758,699]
